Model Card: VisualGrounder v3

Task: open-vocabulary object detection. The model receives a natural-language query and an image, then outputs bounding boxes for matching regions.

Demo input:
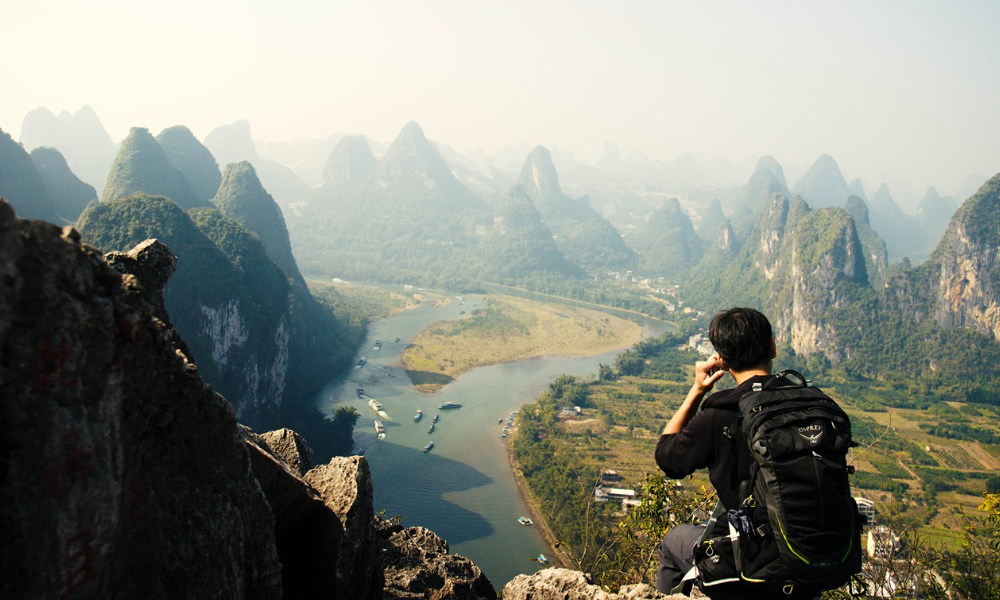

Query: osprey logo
[797,423,824,445]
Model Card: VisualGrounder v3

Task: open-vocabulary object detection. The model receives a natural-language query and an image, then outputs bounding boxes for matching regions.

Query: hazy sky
[2,0,998,201]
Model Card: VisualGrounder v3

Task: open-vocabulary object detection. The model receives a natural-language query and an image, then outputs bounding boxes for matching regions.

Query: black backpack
[690,371,864,598]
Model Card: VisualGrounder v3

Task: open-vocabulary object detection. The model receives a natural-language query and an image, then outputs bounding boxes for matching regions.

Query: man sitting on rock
[654,308,807,599]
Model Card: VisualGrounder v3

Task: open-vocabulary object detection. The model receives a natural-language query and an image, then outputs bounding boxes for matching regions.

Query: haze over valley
[3,2,1000,597]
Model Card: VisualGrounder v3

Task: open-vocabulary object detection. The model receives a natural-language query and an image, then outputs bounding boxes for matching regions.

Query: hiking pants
[656,524,705,594]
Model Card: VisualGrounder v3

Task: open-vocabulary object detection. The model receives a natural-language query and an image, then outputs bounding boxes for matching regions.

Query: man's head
[708,308,775,373]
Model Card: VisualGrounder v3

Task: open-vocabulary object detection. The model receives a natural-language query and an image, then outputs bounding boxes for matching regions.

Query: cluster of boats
[499,411,517,438]
[363,395,456,453]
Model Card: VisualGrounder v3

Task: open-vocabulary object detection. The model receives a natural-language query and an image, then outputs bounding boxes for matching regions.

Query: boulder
[243,428,345,599]
[377,519,496,600]
[259,428,315,475]
[305,457,384,599]
[501,568,692,600]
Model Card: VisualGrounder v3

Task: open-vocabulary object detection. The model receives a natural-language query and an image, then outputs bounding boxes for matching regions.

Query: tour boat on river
[438,402,462,409]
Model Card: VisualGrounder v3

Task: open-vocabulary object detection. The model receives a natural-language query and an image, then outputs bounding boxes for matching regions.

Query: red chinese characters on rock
[44,431,93,499]
[30,333,80,394]
[61,531,96,599]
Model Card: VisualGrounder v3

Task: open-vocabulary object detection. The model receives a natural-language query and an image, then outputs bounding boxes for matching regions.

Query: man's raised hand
[693,353,726,393]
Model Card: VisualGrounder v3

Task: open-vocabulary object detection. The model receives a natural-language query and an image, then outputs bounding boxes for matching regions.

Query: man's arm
[661,353,725,435]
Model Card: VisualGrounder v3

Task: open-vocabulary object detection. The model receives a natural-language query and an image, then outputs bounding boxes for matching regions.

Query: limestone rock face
[305,457,384,598]
[932,174,1000,340]
[0,199,281,599]
[378,519,496,600]
[259,427,315,475]
[243,428,346,599]
[501,568,689,600]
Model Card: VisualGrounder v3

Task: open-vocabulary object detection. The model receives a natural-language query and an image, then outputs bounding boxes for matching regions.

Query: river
[311,288,671,588]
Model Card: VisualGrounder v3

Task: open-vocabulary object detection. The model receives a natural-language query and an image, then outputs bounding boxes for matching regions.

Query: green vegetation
[30,146,96,221]
[402,295,642,392]
[0,126,58,222]
[102,127,203,208]
[212,161,300,280]
[518,146,636,271]
[626,197,706,278]
[77,194,359,444]
[156,125,221,203]
[472,185,581,281]
[512,332,1000,594]
[307,281,415,328]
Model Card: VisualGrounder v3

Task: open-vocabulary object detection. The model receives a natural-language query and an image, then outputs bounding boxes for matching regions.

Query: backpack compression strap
[670,500,726,596]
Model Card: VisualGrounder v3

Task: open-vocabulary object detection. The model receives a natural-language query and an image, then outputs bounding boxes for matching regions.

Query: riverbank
[307,279,421,325]
[506,425,575,570]
[401,295,643,392]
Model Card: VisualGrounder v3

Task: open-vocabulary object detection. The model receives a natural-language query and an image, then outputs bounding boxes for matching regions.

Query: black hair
[708,307,773,372]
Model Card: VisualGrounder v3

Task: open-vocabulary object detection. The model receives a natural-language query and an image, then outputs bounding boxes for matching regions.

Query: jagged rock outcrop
[305,459,383,595]
[30,146,97,221]
[0,198,282,599]
[156,125,223,203]
[103,238,191,358]
[1,200,501,598]
[502,568,689,600]
[259,428,315,475]
[377,520,497,600]
[102,127,202,208]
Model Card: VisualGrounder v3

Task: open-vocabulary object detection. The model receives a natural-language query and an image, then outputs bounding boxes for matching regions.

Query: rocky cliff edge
[0,198,682,599]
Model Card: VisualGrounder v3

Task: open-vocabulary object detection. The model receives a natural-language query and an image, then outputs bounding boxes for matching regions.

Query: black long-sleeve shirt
[655,374,773,510]
[656,374,816,600]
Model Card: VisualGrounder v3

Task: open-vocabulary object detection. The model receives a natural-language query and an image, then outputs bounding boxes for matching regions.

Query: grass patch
[401,295,643,392]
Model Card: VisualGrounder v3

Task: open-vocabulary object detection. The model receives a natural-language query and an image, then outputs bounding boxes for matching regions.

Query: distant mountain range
[6,104,1000,404]
[288,122,634,285]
